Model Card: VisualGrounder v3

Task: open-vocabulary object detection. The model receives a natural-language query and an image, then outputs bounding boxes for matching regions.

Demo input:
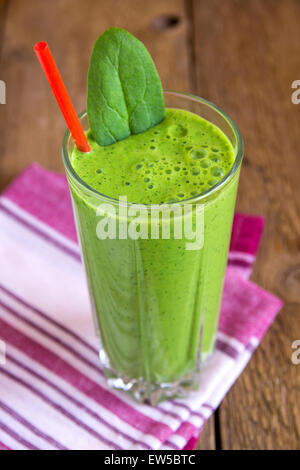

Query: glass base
[99,350,201,405]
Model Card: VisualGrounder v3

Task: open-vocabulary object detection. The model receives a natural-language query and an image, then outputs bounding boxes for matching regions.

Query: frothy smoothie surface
[71,108,235,204]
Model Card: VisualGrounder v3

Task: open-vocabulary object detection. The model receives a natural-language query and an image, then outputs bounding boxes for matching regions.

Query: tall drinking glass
[62,92,243,404]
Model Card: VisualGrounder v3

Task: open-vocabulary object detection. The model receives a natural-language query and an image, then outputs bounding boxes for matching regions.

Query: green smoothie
[72,109,234,203]
[68,107,239,384]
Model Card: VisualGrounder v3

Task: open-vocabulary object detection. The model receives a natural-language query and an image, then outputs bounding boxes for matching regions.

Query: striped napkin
[0,164,282,451]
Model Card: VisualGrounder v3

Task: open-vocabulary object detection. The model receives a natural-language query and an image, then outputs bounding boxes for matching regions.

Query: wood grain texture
[196,416,216,450]
[0,0,216,450]
[0,0,190,188]
[0,0,8,56]
[192,0,300,449]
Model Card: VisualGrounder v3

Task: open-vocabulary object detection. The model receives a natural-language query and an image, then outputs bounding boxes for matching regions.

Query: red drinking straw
[34,41,91,153]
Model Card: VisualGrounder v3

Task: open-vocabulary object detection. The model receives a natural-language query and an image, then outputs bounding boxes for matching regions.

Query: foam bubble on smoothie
[71,108,235,204]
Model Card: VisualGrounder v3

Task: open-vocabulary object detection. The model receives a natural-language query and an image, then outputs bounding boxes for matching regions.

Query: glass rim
[62,90,244,207]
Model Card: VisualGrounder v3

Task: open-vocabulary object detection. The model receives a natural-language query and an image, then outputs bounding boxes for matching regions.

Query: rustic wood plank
[0,0,9,134]
[0,0,8,56]
[192,0,300,449]
[0,0,191,189]
[0,0,216,450]
[196,416,216,450]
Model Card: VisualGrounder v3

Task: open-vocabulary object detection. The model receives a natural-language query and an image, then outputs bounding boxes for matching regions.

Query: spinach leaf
[87,28,165,146]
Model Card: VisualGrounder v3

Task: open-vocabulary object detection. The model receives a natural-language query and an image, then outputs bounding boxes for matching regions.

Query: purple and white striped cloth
[0,164,282,450]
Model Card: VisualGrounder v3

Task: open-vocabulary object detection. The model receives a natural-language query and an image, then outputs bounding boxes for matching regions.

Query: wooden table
[0,0,299,450]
